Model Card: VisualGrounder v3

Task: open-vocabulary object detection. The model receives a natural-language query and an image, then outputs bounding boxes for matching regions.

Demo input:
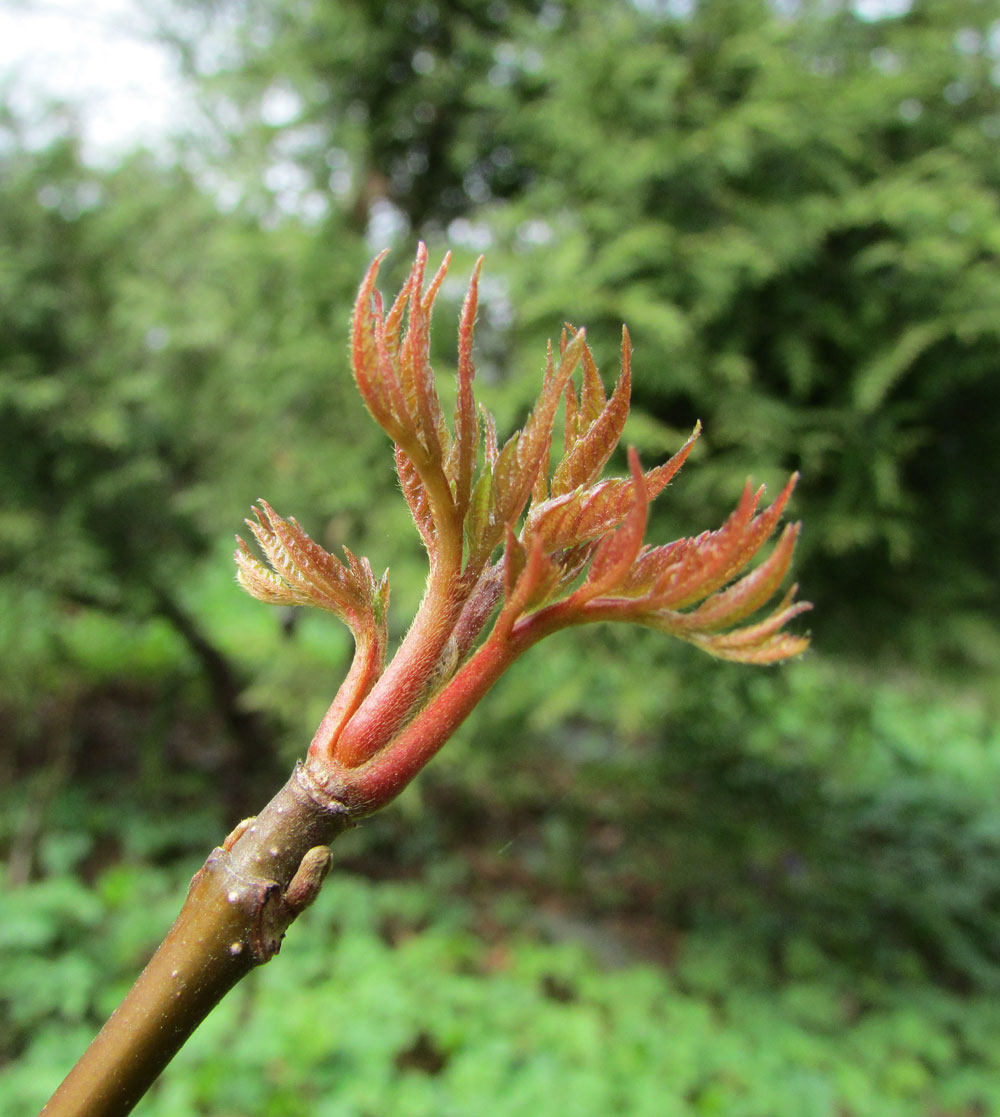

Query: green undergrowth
[3,861,999,1116]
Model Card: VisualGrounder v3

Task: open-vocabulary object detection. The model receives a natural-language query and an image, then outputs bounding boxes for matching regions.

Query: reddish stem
[326,558,468,768]
[325,618,542,814]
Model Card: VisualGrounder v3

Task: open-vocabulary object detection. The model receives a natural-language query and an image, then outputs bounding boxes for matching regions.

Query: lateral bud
[285,846,333,915]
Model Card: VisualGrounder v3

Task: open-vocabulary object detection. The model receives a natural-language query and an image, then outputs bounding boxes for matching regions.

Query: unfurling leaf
[551,327,632,497]
[576,448,649,599]
[525,424,699,555]
[236,501,387,653]
[595,476,812,663]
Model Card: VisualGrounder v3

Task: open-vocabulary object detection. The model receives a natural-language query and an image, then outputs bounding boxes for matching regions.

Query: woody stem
[41,764,352,1117]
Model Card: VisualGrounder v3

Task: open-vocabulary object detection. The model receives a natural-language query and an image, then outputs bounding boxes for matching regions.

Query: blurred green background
[3,0,1000,1113]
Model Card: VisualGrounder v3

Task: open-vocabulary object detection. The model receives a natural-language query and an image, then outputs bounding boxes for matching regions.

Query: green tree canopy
[161,0,1000,661]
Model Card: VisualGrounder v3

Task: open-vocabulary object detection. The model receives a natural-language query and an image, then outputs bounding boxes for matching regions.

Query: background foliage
[2,0,1000,1112]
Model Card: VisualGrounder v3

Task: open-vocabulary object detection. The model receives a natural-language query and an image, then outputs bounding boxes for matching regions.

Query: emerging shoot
[236,246,811,815]
[44,246,812,1117]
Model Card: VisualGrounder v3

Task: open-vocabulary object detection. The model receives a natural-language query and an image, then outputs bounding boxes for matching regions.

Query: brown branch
[150,586,281,812]
[40,763,352,1117]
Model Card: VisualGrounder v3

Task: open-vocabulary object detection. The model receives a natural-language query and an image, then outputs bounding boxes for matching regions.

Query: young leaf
[551,329,633,497]
[236,501,386,636]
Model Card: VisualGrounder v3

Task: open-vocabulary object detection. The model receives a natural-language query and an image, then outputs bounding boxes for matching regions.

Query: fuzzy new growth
[236,246,811,814]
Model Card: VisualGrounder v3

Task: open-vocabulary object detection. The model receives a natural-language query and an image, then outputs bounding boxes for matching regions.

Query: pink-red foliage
[236,247,810,812]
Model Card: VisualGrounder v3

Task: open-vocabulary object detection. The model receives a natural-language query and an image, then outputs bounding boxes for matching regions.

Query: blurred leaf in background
[161,0,1000,664]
